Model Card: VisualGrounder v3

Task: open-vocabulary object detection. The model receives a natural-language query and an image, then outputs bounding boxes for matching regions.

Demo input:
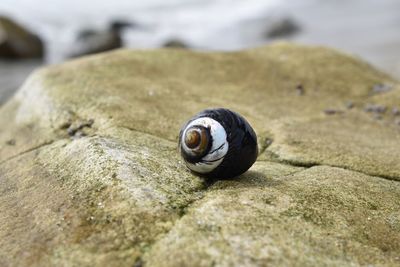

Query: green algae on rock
[0,43,400,266]
[145,165,400,267]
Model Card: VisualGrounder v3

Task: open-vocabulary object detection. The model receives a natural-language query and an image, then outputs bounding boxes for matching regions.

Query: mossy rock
[0,43,400,266]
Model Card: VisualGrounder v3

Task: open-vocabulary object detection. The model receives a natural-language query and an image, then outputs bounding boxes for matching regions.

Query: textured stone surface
[0,43,400,266]
[146,165,400,267]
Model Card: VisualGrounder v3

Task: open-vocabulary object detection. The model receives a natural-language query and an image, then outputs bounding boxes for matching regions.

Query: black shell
[179,108,258,179]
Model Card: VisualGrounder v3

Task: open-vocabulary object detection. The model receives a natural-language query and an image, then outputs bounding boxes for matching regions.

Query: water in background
[0,0,289,61]
[0,0,399,103]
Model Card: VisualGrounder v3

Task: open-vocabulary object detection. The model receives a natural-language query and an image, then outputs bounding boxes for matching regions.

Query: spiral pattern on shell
[179,108,258,179]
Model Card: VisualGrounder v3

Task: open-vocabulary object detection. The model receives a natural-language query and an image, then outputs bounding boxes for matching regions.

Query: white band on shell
[181,117,229,173]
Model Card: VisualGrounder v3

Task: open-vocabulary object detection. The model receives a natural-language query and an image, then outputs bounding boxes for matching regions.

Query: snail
[179,108,258,179]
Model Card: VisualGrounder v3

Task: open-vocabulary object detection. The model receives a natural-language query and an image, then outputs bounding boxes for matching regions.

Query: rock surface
[0,16,44,59]
[0,43,400,267]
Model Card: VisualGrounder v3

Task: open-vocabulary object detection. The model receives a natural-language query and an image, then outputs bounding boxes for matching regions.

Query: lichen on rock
[0,43,400,266]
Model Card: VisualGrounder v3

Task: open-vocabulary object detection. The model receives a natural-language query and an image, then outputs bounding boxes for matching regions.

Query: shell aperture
[179,108,258,179]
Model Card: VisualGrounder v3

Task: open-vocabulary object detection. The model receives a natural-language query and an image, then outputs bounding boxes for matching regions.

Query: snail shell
[179,108,258,179]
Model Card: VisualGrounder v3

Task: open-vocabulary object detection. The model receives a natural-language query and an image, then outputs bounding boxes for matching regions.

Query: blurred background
[0,0,399,106]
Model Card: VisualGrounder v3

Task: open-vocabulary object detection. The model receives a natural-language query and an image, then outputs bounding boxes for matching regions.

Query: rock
[163,39,188,49]
[364,103,387,113]
[392,107,400,116]
[69,31,122,58]
[146,166,400,267]
[323,108,344,115]
[345,101,354,109]
[0,16,44,59]
[372,83,393,94]
[265,17,301,39]
[295,83,304,95]
[68,20,133,58]
[1,43,400,266]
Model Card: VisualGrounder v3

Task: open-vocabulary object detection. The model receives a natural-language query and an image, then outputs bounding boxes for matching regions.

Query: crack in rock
[0,140,55,165]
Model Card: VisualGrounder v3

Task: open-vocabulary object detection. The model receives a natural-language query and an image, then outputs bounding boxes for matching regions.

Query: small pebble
[264,138,273,147]
[345,101,354,109]
[73,131,87,138]
[59,121,72,129]
[6,139,16,146]
[392,107,400,116]
[324,109,343,115]
[133,259,143,267]
[364,104,387,114]
[372,83,393,94]
[296,84,304,95]
[67,119,94,136]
